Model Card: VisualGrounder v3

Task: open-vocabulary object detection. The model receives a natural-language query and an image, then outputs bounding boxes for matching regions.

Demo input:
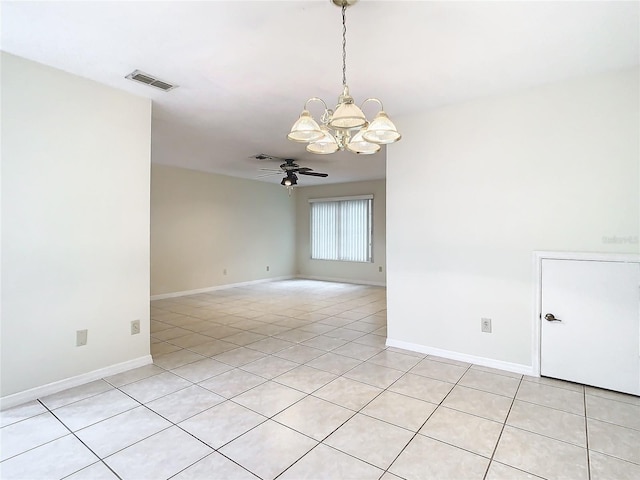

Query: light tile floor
[2,280,640,480]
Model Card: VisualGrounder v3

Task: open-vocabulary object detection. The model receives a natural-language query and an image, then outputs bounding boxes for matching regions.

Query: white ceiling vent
[125,70,177,91]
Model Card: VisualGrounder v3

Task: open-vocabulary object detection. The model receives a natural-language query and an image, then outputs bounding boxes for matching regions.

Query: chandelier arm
[360,97,384,114]
[304,97,333,125]
[304,97,329,112]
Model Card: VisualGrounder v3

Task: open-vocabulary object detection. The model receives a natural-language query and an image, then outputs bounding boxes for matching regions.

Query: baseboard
[150,276,295,300]
[0,355,153,410]
[296,275,386,287]
[386,338,535,376]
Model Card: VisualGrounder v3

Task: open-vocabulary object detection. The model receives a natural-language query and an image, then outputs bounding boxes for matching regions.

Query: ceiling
[2,1,638,185]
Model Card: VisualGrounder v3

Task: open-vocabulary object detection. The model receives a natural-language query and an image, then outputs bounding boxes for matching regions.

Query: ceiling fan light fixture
[287,0,401,155]
[281,172,298,187]
[287,110,324,143]
[306,126,340,154]
[362,111,402,144]
[281,171,299,196]
[346,128,381,155]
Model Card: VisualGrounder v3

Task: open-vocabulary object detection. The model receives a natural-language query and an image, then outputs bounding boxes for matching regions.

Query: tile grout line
[481,375,523,480]
[168,451,259,480]
[209,337,534,477]
[153,332,379,424]
[33,381,116,413]
[114,383,260,480]
[381,361,475,478]
[511,396,587,417]
[45,371,222,479]
[36,399,124,480]
[273,346,423,479]
[153,319,381,373]
[197,322,391,478]
[584,385,592,480]
[152,304,379,345]
[219,342,386,428]
[153,289,563,479]
[187,294,387,478]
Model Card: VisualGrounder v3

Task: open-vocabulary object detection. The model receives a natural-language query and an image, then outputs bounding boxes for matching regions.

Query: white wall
[151,165,296,296]
[1,53,152,398]
[387,68,639,369]
[295,180,386,285]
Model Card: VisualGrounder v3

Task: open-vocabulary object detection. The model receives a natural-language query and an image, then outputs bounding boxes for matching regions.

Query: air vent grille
[125,70,177,92]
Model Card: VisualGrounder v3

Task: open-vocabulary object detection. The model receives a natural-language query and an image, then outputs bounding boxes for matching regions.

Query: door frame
[532,251,640,377]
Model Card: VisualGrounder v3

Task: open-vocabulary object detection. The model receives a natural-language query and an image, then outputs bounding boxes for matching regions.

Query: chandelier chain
[341,3,347,86]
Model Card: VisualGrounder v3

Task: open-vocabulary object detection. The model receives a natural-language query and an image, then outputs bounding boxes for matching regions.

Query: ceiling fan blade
[251,154,288,162]
[251,154,274,161]
[281,162,299,170]
[256,172,282,178]
[259,168,283,172]
[299,171,328,177]
[297,167,313,172]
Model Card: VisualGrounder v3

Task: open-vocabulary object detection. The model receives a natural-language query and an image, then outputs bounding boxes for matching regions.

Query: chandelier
[287,0,401,155]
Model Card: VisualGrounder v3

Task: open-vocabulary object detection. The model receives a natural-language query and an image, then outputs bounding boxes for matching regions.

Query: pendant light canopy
[287,0,401,155]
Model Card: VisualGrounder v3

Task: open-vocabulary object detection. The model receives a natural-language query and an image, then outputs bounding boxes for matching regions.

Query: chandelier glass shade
[287,0,401,155]
[286,110,323,143]
[306,125,341,155]
[346,128,380,155]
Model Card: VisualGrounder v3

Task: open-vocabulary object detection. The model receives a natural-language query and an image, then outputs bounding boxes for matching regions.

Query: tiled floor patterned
[1,280,639,480]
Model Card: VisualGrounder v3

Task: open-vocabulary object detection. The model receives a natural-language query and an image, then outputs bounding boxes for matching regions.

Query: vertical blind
[310,195,373,262]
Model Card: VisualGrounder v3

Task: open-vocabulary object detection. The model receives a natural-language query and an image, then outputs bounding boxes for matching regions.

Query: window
[310,195,373,262]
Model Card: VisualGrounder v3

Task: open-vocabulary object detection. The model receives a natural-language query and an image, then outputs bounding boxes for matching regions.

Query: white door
[541,259,640,395]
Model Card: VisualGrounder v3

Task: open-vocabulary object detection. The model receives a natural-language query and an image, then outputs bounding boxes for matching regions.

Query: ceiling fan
[253,155,329,188]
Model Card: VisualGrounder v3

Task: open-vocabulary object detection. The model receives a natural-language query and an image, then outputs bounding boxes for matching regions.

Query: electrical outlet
[266,266,270,272]
[76,329,88,346]
[481,318,492,333]
[378,266,383,272]
[223,268,227,275]
[131,319,140,335]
